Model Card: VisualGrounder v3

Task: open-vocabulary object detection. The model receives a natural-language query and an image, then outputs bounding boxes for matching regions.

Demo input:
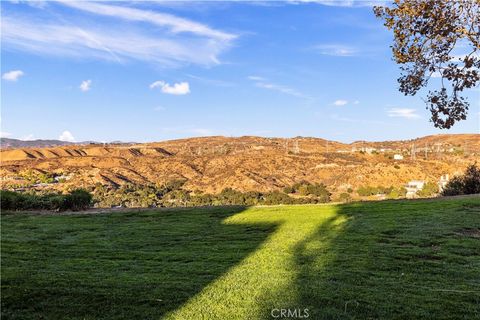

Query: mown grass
[2,197,479,319]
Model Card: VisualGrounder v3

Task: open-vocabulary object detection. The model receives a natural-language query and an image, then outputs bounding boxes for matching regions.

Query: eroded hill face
[1,134,479,196]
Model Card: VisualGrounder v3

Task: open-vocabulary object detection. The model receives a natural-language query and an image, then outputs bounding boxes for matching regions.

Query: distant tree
[374,0,480,129]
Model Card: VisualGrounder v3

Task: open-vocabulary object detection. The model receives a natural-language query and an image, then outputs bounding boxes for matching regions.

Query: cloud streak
[248,76,311,99]
[333,99,348,106]
[289,0,387,7]
[314,44,357,57]
[387,108,421,119]
[2,2,236,67]
[58,1,236,41]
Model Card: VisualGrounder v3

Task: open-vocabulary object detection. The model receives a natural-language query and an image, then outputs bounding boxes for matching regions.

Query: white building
[393,154,404,160]
[405,180,425,198]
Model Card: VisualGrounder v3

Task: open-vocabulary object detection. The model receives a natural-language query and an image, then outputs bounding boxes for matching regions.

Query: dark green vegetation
[442,163,480,196]
[356,185,407,198]
[93,180,331,208]
[0,189,92,211]
[2,197,479,319]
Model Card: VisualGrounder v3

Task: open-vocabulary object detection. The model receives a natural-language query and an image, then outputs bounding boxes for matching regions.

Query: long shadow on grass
[272,199,480,319]
[1,206,278,319]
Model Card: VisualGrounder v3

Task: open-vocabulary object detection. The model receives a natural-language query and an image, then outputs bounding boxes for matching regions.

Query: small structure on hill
[405,180,425,198]
[438,174,450,192]
[393,154,404,160]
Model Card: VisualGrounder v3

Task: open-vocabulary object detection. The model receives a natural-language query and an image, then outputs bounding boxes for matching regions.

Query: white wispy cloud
[79,80,92,92]
[333,99,348,106]
[0,131,12,138]
[289,0,386,7]
[150,81,190,95]
[186,74,234,87]
[248,76,310,99]
[2,70,24,81]
[58,1,236,41]
[314,44,357,57]
[2,2,236,67]
[59,130,75,142]
[11,0,47,8]
[387,108,421,119]
[247,75,266,81]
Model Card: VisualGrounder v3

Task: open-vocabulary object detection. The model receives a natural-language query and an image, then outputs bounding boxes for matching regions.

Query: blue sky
[1,0,479,143]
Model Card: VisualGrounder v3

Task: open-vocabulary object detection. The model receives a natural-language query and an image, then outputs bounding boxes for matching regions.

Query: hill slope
[1,134,478,195]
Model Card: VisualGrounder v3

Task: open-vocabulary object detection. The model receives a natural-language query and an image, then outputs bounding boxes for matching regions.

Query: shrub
[263,191,293,205]
[417,182,439,197]
[442,163,480,196]
[386,187,407,199]
[338,192,352,203]
[463,163,480,194]
[283,186,294,194]
[63,189,93,211]
[1,190,20,210]
[0,190,92,211]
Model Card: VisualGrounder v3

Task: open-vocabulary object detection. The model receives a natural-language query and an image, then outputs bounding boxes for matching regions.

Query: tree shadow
[1,206,278,319]
[286,199,480,319]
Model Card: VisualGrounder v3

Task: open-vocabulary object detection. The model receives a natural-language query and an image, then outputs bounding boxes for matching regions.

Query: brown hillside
[1,134,478,196]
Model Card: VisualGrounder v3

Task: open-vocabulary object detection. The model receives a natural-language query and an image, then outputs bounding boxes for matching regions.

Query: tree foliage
[442,163,480,196]
[374,0,480,129]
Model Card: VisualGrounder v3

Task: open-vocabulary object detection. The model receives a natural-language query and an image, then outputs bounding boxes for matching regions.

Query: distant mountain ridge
[0,138,137,149]
[0,138,74,149]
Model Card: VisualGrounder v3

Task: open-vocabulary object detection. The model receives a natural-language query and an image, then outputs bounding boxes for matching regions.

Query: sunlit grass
[165,205,344,319]
[2,197,479,319]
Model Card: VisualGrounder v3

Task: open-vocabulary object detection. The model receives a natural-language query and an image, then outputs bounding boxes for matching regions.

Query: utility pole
[411,143,416,161]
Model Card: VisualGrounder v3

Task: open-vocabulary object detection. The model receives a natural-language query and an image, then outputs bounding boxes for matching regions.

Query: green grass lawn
[2,197,479,319]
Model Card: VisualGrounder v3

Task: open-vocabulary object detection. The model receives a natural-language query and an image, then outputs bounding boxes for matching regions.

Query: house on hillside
[405,180,425,198]
[393,154,404,160]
